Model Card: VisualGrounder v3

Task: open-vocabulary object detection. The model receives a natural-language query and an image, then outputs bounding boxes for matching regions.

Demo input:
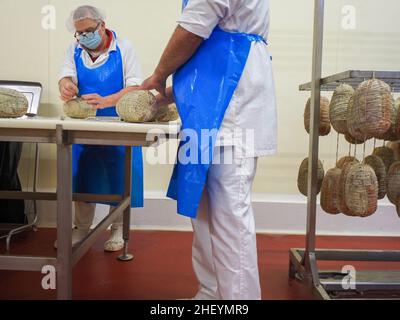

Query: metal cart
[0,81,42,251]
[288,0,400,300]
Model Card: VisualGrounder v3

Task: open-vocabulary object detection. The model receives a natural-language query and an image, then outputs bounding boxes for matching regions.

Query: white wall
[35,192,400,237]
[1,0,400,234]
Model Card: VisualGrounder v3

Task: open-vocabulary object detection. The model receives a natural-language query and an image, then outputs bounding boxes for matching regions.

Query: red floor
[0,229,399,300]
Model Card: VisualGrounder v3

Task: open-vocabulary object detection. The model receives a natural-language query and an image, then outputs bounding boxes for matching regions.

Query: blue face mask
[79,29,102,50]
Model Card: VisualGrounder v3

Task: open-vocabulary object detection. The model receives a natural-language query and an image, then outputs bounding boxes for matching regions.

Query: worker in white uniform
[142,0,277,300]
[58,6,144,252]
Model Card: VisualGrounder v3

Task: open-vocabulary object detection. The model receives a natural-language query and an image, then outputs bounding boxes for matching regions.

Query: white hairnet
[66,5,106,33]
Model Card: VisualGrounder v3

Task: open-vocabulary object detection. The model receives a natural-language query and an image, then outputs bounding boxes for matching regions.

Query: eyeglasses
[74,22,101,41]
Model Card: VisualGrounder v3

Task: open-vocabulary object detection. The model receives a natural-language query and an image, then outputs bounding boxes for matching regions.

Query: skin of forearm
[107,86,140,106]
[154,26,203,80]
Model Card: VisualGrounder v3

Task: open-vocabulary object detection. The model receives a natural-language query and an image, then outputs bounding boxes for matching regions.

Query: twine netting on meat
[387,141,400,161]
[345,132,365,145]
[336,156,359,169]
[320,167,342,215]
[304,96,331,136]
[116,90,157,123]
[373,146,395,172]
[352,79,392,139]
[297,158,324,196]
[338,161,359,215]
[386,161,400,205]
[377,96,397,141]
[329,84,354,135]
[364,155,387,200]
[344,163,378,217]
[347,95,371,142]
[153,104,180,122]
[63,98,96,119]
[394,97,400,139]
[0,87,29,118]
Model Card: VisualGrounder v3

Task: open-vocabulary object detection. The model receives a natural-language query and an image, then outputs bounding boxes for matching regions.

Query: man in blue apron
[142,0,277,300]
[58,5,144,252]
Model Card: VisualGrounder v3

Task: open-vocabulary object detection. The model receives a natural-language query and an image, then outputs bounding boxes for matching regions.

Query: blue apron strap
[182,0,189,10]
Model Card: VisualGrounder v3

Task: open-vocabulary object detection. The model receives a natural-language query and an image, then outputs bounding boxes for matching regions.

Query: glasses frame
[74,22,101,41]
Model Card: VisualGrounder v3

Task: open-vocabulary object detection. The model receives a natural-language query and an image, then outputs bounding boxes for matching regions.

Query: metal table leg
[302,0,325,286]
[3,142,40,251]
[32,142,40,232]
[118,146,133,262]
[56,125,73,300]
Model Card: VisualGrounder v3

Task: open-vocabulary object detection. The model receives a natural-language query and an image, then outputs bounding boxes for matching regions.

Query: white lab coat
[178,0,277,159]
[177,0,277,300]
[59,31,142,87]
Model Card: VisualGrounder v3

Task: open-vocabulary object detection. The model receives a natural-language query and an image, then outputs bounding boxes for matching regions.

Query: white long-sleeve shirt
[178,0,277,158]
[59,31,142,88]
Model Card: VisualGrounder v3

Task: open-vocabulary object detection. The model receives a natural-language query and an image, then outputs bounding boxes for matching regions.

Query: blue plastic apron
[167,1,267,218]
[73,34,143,208]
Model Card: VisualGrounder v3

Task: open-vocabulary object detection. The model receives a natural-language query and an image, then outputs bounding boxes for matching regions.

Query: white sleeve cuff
[58,73,77,85]
[178,22,211,40]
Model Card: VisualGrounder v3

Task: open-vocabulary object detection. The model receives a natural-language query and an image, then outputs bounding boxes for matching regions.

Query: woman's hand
[59,78,78,102]
[81,93,112,109]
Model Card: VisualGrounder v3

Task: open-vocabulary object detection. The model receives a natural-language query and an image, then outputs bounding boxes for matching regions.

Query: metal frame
[0,142,40,251]
[0,81,42,249]
[300,70,400,92]
[0,124,159,300]
[289,0,400,300]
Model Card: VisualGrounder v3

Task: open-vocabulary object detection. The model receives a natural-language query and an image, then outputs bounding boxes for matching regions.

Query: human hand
[81,93,112,109]
[154,90,175,108]
[140,73,167,97]
[59,78,78,102]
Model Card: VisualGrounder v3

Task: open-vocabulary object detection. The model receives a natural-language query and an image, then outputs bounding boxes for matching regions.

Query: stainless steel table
[0,116,180,300]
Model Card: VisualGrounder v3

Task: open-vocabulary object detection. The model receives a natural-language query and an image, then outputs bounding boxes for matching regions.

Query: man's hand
[81,93,112,109]
[59,78,78,102]
[141,73,167,97]
[154,87,175,107]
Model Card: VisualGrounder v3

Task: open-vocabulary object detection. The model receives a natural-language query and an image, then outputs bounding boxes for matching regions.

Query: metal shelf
[288,0,400,300]
[299,70,400,92]
[320,270,400,292]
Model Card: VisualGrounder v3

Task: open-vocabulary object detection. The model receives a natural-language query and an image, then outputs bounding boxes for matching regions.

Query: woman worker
[58,5,143,252]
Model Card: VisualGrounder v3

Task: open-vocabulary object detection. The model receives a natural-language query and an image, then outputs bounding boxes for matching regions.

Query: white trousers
[74,202,122,230]
[191,147,261,300]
